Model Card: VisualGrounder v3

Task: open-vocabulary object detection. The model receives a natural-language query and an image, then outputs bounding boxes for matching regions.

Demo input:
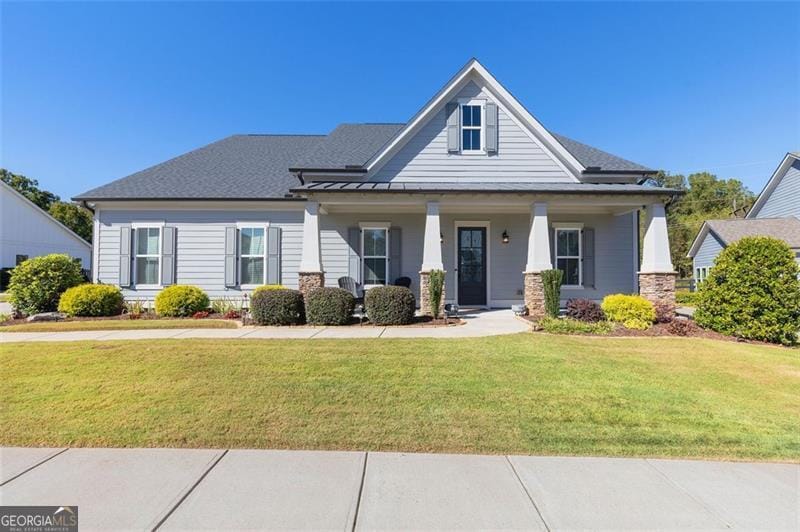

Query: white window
[555,227,582,287]
[362,226,389,287]
[134,226,161,287]
[461,102,483,152]
[239,226,266,286]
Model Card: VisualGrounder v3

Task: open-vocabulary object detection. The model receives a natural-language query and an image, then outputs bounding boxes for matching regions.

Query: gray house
[74,59,680,317]
[688,152,800,281]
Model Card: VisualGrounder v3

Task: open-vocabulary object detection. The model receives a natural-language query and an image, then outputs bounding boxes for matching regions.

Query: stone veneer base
[523,271,546,320]
[638,271,678,308]
[419,271,446,317]
[298,271,325,297]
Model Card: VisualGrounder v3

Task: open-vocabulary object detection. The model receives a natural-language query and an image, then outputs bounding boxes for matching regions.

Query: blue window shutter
[446,102,460,153]
[582,228,595,288]
[119,226,132,287]
[389,227,402,284]
[266,226,282,285]
[224,226,238,287]
[161,226,177,286]
[485,102,498,154]
[347,227,361,284]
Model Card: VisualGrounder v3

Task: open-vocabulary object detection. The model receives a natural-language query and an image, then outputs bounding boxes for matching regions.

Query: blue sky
[2,1,798,200]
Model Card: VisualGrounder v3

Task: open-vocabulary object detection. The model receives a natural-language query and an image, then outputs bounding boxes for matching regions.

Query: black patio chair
[393,276,412,289]
[338,276,364,305]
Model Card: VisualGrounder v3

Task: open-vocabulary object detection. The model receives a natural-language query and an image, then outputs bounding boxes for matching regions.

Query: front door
[457,227,487,306]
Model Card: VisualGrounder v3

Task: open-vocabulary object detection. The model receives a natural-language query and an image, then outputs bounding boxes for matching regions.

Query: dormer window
[461,103,483,152]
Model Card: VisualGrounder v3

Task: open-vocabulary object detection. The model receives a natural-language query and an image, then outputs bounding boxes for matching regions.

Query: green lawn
[1,319,237,332]
[2,334,798,461]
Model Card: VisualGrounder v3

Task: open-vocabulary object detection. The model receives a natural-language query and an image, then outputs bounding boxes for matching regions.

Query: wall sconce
[501,230,510,244]
[440,232,444,243]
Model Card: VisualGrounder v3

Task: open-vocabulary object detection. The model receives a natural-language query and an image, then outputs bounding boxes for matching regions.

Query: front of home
[74,59,679,316]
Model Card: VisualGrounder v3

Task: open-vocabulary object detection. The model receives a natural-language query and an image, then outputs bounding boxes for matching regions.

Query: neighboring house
[74,59,680,316]
[688,153,800,281]
[1,180,92,269]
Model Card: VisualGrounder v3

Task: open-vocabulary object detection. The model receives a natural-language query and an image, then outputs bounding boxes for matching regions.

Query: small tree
[428,269,445,319]
[541,269,563,318]
[695,237,800,345]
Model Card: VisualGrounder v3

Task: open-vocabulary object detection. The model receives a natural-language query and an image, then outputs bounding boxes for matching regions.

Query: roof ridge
[235,133,326,137]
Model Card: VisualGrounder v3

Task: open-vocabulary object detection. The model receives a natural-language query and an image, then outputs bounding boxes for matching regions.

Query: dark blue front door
[457,227,487,306]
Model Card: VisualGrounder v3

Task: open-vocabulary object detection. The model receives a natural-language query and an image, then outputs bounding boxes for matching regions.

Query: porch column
[638,202,677,309]
[420,201,444,315]
[523,202,552,320]
[298,200,324,295]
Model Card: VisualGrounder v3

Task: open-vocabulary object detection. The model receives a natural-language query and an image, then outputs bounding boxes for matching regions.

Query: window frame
[459,99,485,154]
[553,223,583,289]
[359,222,391,289]
[132,222,164,289]
[237,223,269,288]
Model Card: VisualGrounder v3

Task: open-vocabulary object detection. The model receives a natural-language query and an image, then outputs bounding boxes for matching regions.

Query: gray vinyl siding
[370,81,573,183]
[692,232,725,273]
[755,159,800,218]
[97,209,303,300]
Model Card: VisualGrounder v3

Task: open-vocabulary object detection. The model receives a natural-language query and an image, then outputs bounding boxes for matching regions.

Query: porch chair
[393,276,412,289]
[337,276,364,305]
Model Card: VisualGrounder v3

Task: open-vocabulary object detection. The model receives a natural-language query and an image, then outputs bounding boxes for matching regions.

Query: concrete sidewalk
[1,448,797,530]
[0,309,530,343]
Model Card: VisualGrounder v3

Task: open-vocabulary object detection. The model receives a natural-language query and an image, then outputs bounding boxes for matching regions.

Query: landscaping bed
[0,314,238,332]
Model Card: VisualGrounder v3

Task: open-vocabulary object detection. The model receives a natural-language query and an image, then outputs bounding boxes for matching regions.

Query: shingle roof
[74,135,324,200]
[706,217,800,248]
[292,181,680,195]
[290,124,404,170]
[552,134,653,173]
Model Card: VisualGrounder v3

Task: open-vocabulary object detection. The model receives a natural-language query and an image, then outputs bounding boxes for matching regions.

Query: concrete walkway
[0,309,530,343]
[1,448,796,530]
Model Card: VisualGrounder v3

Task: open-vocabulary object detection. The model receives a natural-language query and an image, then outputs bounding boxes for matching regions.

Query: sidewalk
[1,447,796,530]
[0,309,530,343]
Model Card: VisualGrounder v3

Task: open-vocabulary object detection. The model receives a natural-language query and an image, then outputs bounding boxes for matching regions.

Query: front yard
[2,334,798,461]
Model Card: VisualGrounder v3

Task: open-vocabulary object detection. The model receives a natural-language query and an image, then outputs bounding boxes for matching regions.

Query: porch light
[440,232,444,243]
[502,230,509,244]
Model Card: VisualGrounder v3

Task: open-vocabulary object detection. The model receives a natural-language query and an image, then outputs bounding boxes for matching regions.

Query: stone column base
[524,271,546,320]
[298,271,325,297]
[638,271,678,309]
[419,271,446,317]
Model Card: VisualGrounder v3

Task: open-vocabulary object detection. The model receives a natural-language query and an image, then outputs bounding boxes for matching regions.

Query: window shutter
[549,228,556,267]
[582,228,595,288]
[347,227,361,284]
[224,226,238,287]
[485,102,498,154]
[389,227,402,284]
[161,226,177,286]
[266,226,282,285]
[446,102,460,153]
[119,226,132,287]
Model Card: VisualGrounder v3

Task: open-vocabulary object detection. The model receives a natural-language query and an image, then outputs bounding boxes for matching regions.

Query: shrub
[250,288,304,326]
[695,237,800,345]
[675,290,700,306]
[365,285,415,325]
[154,285,210,317]
[252,284,284,296]
[541,269,563,318]
[654,301,675,323]
[192,310,210,319]
[124,299,148,317]
[211,297,240,315]
[305,287,355,325]
[667,319,698,336]
[601,294,656,330]
[565,298,604,322]
[58,284,124,317]
[539,316,613,335]
[428,269,445,319]
[223,309,241,320]
[8,254,84,315]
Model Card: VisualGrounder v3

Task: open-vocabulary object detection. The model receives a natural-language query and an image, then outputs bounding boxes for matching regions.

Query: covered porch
[294,184,677,317]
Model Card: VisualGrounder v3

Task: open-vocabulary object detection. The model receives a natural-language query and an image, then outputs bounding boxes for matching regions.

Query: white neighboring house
[0,180,92,269]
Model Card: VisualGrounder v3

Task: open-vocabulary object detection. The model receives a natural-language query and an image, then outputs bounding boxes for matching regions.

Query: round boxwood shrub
[601,294,656,330]
[8,254,85,315]
[252,284,284,296]
[58,284,124,317]
[250,288,304,325]
[365,285,415,325]
[154,285,210,317]
[565,298,604,322]
[305,287,355,325]
[695,237,800,345]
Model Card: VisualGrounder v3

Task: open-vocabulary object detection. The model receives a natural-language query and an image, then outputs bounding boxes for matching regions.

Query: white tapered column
[525,202,552,272]
[298,200,324,294]
[639,202,677,309]
[421,201,444,271]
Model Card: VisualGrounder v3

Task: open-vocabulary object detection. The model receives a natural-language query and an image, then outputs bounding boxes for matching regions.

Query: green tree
[49,201,93,242]
[1,168,59,210]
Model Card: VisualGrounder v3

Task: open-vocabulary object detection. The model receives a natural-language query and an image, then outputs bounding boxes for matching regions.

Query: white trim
[238,224,269,288]
[131,221,166,229]
[747,152,799,219]
[358,221,391,229]
[132,224,163,289]
[633,210,640,293]
[453,220,491,309]
[553,225,583,288]
[92,208,100,283]
[361,225,390,288]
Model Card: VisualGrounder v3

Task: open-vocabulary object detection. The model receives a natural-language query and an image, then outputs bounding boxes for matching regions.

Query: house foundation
[298,272,324,296]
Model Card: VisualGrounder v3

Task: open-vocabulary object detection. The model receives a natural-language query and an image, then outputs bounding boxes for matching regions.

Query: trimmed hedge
[695,237,800,345]
[250,288,304,325]
[565,298,604,322]
[601,294,655,330]
[155,285,210,317]
[252,285,284,296]
[365,285,415,325]
[539,316,613,335]
[305,287,355,325]
[58,284,124,317]
[8,254,84,315]
[675,290,700,306]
